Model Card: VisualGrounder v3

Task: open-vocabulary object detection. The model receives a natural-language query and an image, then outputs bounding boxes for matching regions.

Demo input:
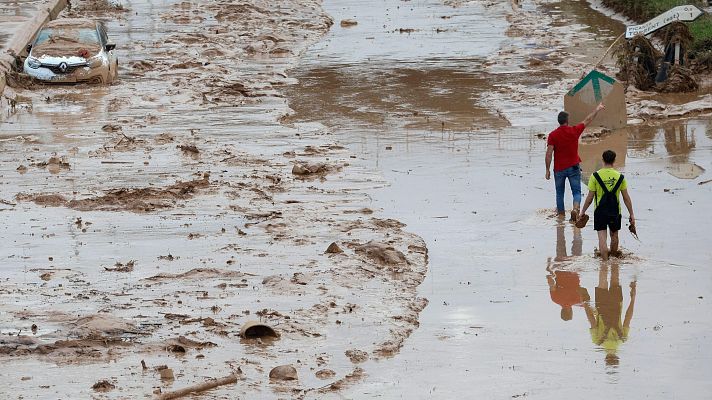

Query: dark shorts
[594,213,621,232]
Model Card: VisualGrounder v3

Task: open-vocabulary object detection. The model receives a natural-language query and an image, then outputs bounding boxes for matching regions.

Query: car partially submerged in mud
[23,18,118,84]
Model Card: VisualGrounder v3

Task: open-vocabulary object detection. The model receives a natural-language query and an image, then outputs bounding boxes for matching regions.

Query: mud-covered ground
[1,0,428,398]
[1,0,712,399]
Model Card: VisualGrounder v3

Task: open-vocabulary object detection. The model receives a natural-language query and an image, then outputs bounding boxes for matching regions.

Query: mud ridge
[17,175,210,212]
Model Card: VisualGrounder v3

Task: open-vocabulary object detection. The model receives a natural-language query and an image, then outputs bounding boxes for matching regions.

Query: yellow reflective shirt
[590,322,629,352]
[588,168,627,212]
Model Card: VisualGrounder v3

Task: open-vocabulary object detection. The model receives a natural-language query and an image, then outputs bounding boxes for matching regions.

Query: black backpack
[593,172,624,219]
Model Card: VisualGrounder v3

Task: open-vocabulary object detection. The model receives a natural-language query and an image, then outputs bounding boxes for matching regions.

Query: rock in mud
[291,162,336,176]
[340,19,358,27]
[92,380,115,392]
[269,365,298,381]
[356,241,408,266]
[325,242,343,254]
[177,144,200,154]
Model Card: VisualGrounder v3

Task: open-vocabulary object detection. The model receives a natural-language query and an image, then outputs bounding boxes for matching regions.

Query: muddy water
[285,0,712,398]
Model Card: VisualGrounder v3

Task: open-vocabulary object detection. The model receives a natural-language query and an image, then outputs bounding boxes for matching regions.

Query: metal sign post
[625,5,704,39]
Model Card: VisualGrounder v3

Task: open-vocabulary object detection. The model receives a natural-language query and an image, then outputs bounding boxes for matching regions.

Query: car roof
[45,18,98,29]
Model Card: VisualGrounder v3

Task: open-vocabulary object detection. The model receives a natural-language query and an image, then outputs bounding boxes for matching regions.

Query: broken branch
[157,374,239,400]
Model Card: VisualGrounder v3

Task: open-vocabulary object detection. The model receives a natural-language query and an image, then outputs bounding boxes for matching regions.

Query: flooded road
[0,0,711,398]
[285,0,712,398]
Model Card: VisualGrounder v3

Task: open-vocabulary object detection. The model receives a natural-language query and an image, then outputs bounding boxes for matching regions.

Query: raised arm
[582,103,606,127]
[621,189,635,226]
[545,145,554,180]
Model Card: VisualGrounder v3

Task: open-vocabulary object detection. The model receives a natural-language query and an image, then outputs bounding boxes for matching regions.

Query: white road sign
[625,5,704,39]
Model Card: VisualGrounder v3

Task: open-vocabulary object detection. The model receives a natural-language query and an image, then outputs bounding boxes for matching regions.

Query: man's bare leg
[610,230,620,257]
[598,229,609,261]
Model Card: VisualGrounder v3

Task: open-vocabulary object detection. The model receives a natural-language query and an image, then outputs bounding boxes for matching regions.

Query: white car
[24,18,118,84]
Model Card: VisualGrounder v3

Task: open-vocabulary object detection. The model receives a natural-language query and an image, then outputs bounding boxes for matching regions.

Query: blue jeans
[554,164,581,213]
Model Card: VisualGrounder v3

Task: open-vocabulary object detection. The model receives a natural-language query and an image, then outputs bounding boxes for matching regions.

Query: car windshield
[35,27,99,46]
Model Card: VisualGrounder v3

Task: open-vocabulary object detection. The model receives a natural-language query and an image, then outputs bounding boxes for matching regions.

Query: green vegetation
[601,0,712,55]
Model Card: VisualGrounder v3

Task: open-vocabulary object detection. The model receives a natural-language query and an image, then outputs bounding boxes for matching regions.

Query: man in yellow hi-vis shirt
[578,150,635,261]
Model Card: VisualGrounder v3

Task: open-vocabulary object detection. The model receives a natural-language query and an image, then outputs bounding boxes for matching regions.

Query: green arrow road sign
[567,70,616,103]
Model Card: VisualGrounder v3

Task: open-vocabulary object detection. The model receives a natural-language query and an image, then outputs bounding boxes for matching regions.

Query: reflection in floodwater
[546,225,637,366]
[661,121,705,179]
[664,123,695,162]
[583,263,637,368]
[627,119,710,179]
[546,222,587,321]
[579,128,628,177]
[555,219,582,260]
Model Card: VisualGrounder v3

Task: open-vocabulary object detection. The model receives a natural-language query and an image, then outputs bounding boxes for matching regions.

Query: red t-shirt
[549,271,583,307]
[547,123,585,172]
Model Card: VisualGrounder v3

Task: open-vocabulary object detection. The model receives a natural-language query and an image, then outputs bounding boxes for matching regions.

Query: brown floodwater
[1,0,711,398]
[285,0,712,398]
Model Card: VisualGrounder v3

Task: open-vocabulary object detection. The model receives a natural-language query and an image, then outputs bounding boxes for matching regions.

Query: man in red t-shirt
[545,103,605,219]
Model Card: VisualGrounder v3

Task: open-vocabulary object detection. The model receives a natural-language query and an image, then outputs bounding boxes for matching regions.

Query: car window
[34,28,100,46]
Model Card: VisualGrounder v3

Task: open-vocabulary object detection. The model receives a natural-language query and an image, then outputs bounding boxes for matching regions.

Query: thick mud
[0,0,429,398]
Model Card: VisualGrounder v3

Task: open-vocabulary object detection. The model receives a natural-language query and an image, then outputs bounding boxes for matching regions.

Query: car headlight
[27,57,41,69]
[87,56,104,68]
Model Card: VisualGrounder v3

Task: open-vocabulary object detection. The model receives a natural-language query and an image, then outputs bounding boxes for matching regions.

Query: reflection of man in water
[546,223,588,321]
[583,263,636,366]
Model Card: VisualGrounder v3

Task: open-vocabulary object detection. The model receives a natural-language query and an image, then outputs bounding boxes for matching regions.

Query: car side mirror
[26,44,32,53]
[105,43,116,51]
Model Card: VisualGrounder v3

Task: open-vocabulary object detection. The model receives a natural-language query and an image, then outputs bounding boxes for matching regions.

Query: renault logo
[58,62,68,73]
